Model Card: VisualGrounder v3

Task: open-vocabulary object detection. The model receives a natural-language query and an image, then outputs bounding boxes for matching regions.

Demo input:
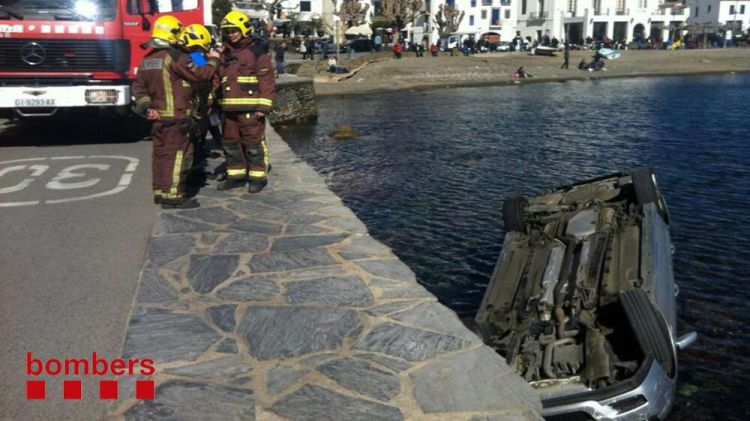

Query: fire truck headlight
[85,89,119,104]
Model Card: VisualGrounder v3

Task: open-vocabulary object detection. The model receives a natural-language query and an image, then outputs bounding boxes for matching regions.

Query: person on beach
[299,39,307,60]
[275,42,286,75]
[561,41,570,69]
[512,66,532,78]
[429,43,438,57]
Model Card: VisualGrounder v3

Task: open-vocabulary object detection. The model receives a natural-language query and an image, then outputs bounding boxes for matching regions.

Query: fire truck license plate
[15,98,56,107]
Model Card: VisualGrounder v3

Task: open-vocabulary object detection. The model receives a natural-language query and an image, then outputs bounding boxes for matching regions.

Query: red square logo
[99,380,118,400]
[135,380,154,400]
[26,380,45,400]
[63,380,82,400]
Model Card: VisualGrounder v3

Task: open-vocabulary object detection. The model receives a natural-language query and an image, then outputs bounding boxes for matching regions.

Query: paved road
[0,117,156,420]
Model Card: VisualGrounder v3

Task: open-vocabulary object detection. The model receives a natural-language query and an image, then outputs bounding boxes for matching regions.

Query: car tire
[632,167,670,224]
[503,196,527,232]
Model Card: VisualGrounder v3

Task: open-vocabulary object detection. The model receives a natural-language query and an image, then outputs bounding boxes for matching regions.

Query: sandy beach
[305,48,750,96]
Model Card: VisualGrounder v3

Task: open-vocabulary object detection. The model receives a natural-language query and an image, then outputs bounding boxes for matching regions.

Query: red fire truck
[0,0,211,118]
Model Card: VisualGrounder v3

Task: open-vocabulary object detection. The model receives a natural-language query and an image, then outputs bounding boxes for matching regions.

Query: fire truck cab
[0,0,210,118]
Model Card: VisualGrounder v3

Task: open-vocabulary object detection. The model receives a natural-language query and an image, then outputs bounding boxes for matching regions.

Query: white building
[514,0,691,45]
[408,0,518,44]
[231,0,373,39]
[685,0,750,36]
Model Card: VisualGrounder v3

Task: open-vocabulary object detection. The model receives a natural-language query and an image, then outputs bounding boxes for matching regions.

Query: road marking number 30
[0,156,139,207]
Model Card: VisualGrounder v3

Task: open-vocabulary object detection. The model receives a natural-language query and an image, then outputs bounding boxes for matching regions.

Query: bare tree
[433,4,464,40]
[338,0,371,29]
[381,0,425,32]
[259,0,285,19]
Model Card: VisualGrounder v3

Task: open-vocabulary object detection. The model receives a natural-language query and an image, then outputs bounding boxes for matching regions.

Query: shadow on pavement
[0,113,151,147]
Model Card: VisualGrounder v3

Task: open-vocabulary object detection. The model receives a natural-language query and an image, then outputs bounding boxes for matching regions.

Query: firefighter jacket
[132,47,219,120]
[213,36,275,114]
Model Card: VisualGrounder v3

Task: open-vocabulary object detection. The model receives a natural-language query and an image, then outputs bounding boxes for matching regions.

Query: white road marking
[0,155,140,207]
[0,165,49,194]
[46,164,109,190]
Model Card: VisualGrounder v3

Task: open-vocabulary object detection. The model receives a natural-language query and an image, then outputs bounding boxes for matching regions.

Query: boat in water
[533,46,558,56]
[598,48,622,60]
[475,168,696,420]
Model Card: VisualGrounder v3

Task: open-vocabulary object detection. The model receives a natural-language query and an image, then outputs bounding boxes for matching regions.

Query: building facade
[413,0,694,45]
[685,0,750,35]
[515,0,691,45]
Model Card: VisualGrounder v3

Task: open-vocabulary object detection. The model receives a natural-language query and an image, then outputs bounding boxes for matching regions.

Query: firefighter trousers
[152,119,193,200]
[222,112,268,181]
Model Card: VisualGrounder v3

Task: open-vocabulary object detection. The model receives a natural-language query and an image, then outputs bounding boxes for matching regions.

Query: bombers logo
[25,352,156,400]
[21,42,46,66]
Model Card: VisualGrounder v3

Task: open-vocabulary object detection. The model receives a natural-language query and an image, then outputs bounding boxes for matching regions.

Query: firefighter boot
[246,145,268,194]
[217,178,246,191]
[160,197,200,209]
[247,178,267,193]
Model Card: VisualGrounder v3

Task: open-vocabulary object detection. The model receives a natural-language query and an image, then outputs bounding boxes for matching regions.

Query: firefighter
[180,23,219,178]
[132,15,220,208]
[213,10,276,193]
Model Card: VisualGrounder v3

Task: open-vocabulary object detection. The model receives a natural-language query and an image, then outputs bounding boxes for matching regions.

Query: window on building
[593,0,601,14]
[470,15,475,25]
[538,0,545,14]
[730,5,735,14]
[568,0,576,12]
[616,0,625,13]
[300,1,311,12]
[482,0,492,6]
[481,10,488,19]
[471,0,477,7]
[741,5,746,14]
[447,0,455,6]
[504,9,511,18]
[695,7,698,17]
[638,0,647,8]
[522,0,527,14]
[491,8,500,25]
[500,0,511,5]
[708,5,711,12]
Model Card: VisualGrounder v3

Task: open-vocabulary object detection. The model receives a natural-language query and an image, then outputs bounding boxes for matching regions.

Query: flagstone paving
[109,128,542,420]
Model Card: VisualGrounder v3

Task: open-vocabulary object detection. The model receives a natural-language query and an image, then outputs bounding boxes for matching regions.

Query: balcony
[529,11,549,19]
[593,8,609,16]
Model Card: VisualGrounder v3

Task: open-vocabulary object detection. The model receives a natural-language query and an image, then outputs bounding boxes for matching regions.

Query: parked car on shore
[323,39,348,54]
[475,168,696,420]
[347,38,374,52]
[496,41,512,52]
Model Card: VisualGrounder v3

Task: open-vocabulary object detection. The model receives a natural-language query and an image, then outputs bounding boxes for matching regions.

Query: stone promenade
[107,128,542,420]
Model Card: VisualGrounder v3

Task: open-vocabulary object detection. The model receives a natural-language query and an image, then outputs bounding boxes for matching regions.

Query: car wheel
[632,167,670,224]
[503,196,527,232]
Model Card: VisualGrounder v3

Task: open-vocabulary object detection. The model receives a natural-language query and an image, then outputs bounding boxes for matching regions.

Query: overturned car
[475,168,697,420]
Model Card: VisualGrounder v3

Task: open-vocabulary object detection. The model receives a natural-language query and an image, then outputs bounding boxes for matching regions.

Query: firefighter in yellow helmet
[132,16,220,208]
[212,10,275,193]
[180,24,222,179]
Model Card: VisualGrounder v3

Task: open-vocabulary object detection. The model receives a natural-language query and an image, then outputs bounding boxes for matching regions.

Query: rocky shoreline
[310,49,750,96]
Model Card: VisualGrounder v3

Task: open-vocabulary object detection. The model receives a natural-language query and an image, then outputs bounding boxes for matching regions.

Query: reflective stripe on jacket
[132,47,218,119]
[213,37,276,114]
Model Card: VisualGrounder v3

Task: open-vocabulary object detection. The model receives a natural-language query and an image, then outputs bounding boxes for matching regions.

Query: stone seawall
[271,75,317,126]
[108,126,542,420]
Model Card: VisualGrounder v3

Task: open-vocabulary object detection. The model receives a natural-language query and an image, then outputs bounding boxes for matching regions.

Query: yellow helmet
[152,15,184,45]
[182,24,212,51]
[220,10,253,37]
